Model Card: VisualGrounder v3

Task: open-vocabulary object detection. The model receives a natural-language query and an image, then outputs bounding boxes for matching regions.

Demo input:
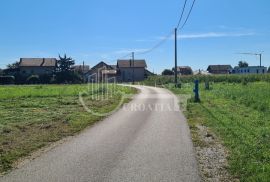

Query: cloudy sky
[0,0,269,73]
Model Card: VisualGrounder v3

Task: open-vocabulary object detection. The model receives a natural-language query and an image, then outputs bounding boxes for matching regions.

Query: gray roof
[19,58,57,67]
[176,66,192,72]
[207,65,232,71]
[72,65,90,72]
[117,60,147,68]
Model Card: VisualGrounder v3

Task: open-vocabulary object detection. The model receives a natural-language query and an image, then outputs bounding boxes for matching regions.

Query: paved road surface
[1,86,200,182]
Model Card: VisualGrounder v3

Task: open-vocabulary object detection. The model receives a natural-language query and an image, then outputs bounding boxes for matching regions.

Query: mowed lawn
[0,84,136,173]
[169,82,270,181]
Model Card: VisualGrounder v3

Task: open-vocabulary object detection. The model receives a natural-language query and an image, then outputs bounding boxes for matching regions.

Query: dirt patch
[194,125,239,182]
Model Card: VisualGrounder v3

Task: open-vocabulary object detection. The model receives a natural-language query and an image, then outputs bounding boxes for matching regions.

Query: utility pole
[174,28,178,87]
[238,52,263,67]
[132,52,135,84]
[259,54,262,67]
[83,61,85,83]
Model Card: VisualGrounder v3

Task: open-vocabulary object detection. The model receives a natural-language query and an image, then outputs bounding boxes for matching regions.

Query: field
[143,74,270,86]
[0,84,136,173]
[167,81,270,181]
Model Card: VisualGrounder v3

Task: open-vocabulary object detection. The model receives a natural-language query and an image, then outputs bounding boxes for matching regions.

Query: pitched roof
[117,60,147,68]
[19,58,57,67]
[207,65,232,71]
[176,66,192,72]
[72,65,90,73]
[91,61,114,71]
[110,65,117,70]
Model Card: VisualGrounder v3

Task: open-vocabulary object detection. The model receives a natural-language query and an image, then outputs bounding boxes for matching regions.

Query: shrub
[143,74,270,86]
[55,71,82,84]
[27,75,40,84]
[0,76,15,85]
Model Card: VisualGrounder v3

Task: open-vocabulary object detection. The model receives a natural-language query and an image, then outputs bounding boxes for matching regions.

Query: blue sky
[0,0,269,73]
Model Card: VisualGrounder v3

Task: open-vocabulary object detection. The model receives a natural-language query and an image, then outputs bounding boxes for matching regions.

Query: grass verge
[0,84,136,174]
[167,82,270,182]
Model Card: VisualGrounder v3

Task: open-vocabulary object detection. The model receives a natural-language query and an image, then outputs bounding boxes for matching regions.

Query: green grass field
[0,84,136,173]
[168,82,270,181]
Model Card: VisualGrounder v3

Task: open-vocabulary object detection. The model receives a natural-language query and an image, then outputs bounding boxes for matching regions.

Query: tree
[57,54,75,72]
[56,54,82,83]
[4,61,20,76]
[238,61,249,68]
[162,69,174,76]
[268,67,270,73]
[7,61,20,69]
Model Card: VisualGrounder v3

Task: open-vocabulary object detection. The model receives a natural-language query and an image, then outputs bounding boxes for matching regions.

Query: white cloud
[156,31,255,41]
[113,48,149,55]
[179,32,255,39]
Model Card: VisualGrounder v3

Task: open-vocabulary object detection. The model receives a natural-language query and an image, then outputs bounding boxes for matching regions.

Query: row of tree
[0,54,84,84]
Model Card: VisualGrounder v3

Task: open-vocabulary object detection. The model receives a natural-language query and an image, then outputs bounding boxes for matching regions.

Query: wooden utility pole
[132,52,135,84]
[174,28,178,87]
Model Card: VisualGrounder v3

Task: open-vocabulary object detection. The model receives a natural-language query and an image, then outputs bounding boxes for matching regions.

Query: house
[85,61,117,82]
[117,59,147,82]
[71,65,90,74]
[193,69,212,75]
[207,65,232,74]
[145,69,156,77]
[174,66,193,75]
[230,66,267,74]
[19,58,57,76]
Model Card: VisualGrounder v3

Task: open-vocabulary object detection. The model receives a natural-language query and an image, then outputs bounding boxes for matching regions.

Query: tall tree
[7,61,20,70]
[57,54,75,72]
[238,61,249,68]
[162,69,174,76]
[268,67,270,73]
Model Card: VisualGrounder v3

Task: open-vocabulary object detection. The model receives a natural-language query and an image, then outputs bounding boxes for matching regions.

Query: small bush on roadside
[27,75,40,84]
[0,76,15,85]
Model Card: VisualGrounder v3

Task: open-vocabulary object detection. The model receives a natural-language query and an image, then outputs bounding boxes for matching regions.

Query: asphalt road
[1,86,200,182]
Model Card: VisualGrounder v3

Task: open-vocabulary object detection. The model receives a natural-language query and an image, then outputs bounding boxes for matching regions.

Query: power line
[135,29,174,56]
[179,0,196,30]
[177,0,188,29]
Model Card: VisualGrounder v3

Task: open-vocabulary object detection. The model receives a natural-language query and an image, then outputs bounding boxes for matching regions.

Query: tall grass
[143,74,270,86]
[167,82,270,181]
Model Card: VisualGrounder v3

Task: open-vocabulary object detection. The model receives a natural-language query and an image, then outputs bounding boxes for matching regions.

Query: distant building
[230,66,267,74]
[85,61,116,82]
[117,59,147,82]
[207,65,232,74]
[193,69,211,75]
[71,65,90,74]
[174,66,193,75]
[19,58,57,76]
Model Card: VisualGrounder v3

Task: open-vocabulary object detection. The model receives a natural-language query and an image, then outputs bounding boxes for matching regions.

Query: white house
[230,66,267,74]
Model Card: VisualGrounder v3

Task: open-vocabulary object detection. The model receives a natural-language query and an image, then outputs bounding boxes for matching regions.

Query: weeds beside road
[168,82,270,181]
[0,84,136,174]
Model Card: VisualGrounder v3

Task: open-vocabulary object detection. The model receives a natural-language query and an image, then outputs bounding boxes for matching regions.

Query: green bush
[143,74,270,86]
[0,76,15,85]
[55,71,83,84]
[27,75,40,84]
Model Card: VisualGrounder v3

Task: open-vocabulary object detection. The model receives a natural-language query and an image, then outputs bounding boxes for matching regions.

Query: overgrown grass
[143,74,270,86]
[167,82,270,181]
[0,84,136,173]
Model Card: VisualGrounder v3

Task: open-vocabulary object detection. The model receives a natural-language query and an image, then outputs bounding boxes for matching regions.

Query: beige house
[85,61,116,82]
[117,60,147,82]
[19,58,57,76]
